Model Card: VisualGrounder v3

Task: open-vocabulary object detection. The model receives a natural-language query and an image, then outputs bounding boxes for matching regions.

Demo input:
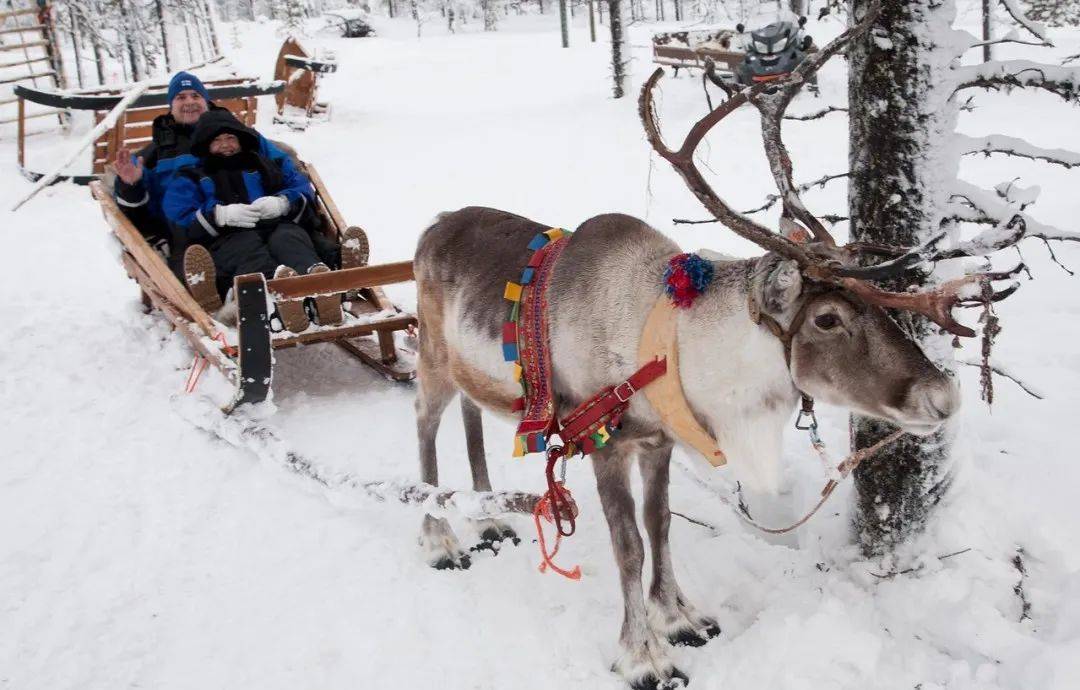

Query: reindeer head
[642,2,1021,435]
[749,253,959,434]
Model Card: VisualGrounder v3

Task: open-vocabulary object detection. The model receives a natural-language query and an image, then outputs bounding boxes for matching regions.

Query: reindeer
[412,4,1022,688]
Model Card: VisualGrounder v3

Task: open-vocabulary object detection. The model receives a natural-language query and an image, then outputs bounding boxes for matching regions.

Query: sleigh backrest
[90,78,258,175]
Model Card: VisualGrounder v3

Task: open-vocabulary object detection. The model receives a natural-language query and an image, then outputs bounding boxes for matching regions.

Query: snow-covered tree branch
[954,60,1080,101]
[947,180,1080,246]
[956,134,1080,169]
[998,0,1051,44]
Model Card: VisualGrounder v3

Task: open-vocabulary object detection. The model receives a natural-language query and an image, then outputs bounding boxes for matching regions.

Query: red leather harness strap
[558,357,669,445]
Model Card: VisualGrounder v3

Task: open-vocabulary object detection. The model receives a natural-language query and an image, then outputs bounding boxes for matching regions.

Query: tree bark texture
[608,0,628,98]
[483,0,498,30]
[155,0,172,71]
[560,0,569,47]
[847,0,961,556]
[119,0,143,81]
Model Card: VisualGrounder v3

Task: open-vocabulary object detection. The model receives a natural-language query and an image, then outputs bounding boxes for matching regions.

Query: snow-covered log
[175,395,547,520]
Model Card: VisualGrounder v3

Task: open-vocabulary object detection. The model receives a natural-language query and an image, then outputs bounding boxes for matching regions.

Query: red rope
[532,447,581,580]
[183,355,209,393]
[183,332,234,394]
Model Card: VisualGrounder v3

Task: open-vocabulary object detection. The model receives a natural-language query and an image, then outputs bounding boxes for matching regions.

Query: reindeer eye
[814,313,840,330]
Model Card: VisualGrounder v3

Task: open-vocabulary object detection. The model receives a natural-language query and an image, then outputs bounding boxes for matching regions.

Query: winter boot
[273,265,310,333]
[307,263,343,326]
[183,245,223,313]
[340,226,370,269]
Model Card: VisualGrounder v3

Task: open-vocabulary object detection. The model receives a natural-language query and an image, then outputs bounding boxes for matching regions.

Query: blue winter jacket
[162,151,315,246]
[114,108,300,227]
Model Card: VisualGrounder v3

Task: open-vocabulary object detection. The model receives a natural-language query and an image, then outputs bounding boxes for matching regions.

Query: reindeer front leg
[593,446,688,690]
[639,444,722,648]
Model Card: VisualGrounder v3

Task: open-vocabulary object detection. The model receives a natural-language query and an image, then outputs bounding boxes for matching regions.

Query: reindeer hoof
[627,667,689,690]
[700,618,722,640]
[667,627,709,648]
[432,553,472,571]
[470,519,521,554]
[420,515,471,571]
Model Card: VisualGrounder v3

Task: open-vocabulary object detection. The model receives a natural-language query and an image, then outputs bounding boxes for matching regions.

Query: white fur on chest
[677,305,798,494]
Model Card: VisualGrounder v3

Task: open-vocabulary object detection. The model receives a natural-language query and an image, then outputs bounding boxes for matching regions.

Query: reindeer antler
[640,0,1027,338]
[639,69,817,267]
[639,1,883,261]
[834,214,1030,280]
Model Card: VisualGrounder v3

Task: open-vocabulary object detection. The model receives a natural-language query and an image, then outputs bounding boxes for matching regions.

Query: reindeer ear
[756,257,803,315]
[779,215,812,244]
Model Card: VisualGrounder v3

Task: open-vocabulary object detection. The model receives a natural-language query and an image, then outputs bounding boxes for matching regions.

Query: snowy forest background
[2,0,1080,688]
[44,0,1080,88]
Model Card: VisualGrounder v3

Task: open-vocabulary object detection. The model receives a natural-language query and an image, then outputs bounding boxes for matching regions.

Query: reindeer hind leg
[416,357,471,571]
[461,396,520,554]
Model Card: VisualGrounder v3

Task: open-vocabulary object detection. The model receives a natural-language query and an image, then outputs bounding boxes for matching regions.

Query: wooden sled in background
[88,96,416,410]
[273,38,337,129]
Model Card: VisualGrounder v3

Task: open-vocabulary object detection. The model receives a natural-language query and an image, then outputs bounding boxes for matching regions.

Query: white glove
[250,195,291,220]
[214,203,260,228]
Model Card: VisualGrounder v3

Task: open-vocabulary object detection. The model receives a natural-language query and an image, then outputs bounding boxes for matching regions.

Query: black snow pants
[210,223,324,297]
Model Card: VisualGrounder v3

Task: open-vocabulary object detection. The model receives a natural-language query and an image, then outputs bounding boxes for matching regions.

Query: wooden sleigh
[89,110,417,411]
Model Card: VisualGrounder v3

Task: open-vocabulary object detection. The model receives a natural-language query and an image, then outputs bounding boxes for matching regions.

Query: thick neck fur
[675,258,798,493]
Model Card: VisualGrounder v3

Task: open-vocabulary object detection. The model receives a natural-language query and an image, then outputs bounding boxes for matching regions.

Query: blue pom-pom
[683,254,714,292]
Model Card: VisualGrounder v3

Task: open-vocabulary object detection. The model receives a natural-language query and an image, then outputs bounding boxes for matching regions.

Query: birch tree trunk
[848,0,961,556]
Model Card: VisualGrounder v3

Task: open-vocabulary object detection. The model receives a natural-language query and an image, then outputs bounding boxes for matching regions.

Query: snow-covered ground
[2,6,1080,689]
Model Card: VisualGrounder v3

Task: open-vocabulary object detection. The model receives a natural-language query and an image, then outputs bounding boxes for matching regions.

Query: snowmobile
[734,12,815,87]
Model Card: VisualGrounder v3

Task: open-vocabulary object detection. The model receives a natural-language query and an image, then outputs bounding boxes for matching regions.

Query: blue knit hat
[167,71,210,105]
